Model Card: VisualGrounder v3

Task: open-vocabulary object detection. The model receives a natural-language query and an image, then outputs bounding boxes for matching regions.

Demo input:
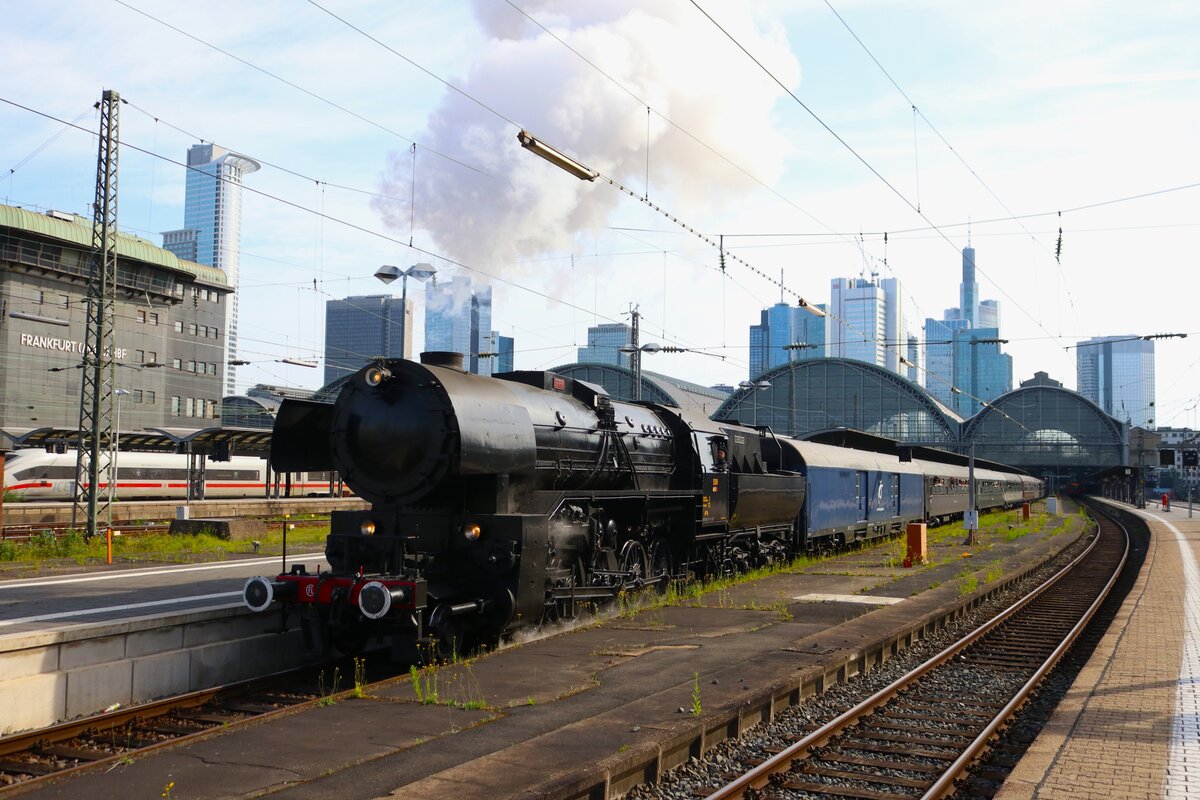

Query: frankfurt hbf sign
[19,332,127,360]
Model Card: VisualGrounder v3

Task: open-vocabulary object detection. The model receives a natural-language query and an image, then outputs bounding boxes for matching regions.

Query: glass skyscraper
[959,246,979,327]
[162,144,260,394]
[497,335,515,373]
[924,245,1011,412]
[322,294,412,385]
[748,302,827,379]
[828,277,905,375]
[1076,335,1155,427]
[952,327,1013,416]
[577,323,632,367]
[424,276,494,375]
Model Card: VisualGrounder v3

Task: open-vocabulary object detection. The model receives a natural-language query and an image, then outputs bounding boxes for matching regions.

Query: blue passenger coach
[777,439,925,546]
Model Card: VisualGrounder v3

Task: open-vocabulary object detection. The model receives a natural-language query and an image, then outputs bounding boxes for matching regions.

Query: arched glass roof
[714,358,961,444]
[962,385,1126,474]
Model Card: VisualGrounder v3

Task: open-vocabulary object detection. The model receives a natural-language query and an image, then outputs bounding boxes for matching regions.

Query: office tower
[424,276,494,375]
[923,320,1010,415]
[960,246,979,327]
[577,322,632,367]
[322,294,412,385]
[162,144,260,395]
[951,327,1013,416]
[925,245,1011,414]
[498,335,515,373]
[906,334,922,385]
[924,317,971,408]
[747,302,827,379]
[1076,335,1156,427]
[979,299,1000,330]
[828,276,904,374]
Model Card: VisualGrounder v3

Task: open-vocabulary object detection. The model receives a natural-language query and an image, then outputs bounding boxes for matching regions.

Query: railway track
[0,660,367,792]
[704,504,1128,800]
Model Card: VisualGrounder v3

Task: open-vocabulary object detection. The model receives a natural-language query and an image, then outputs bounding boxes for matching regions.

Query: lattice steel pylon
[72,89,121,538]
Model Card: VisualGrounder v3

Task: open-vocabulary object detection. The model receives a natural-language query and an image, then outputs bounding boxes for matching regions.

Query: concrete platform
[998,498,1200,800]
[11,499,1087,799]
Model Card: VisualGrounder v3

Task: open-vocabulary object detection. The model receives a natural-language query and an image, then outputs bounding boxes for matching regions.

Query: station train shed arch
[960,372,1126,482]
[714,358,962,445]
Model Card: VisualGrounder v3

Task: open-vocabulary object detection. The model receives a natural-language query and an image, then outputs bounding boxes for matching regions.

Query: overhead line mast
[72,88,121,538]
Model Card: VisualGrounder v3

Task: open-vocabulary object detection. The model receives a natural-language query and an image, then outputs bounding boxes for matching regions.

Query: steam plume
[375,0,800,281]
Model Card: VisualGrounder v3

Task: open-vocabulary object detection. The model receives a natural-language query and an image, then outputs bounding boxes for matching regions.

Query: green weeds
[0,524,330,565]
[690,672,702,716]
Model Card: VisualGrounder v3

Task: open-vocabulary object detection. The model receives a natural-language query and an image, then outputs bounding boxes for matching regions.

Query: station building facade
[0,204,231,434]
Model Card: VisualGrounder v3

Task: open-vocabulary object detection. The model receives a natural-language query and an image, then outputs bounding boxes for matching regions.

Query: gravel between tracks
[626,531,1094,800]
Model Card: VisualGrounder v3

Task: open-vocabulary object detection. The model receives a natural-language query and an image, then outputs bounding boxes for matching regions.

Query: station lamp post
[375,262,437,360]
[737,380,772,426]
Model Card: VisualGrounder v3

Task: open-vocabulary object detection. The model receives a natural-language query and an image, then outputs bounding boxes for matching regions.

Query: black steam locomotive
[243,352,1039,657]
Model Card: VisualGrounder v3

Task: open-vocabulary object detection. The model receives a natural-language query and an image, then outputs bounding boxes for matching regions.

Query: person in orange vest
[1163,492,1171,511]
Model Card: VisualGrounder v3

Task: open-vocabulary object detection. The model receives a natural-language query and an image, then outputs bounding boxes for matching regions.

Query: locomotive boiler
[244,352,805,656]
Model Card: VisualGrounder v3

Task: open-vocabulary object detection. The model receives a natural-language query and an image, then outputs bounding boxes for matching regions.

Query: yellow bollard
[106,528,113,565]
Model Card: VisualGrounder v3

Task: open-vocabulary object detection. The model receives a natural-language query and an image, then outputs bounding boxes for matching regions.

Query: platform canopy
[1,426,273,457]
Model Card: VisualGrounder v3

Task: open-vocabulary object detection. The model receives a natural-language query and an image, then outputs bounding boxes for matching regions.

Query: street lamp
[376,262,437,360]
[517,130,598,181]
[737,380,772,426]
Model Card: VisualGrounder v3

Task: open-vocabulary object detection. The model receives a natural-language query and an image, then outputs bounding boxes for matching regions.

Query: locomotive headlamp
[463,523,482,541]
[364,365,392,387]
[360,520,377,535]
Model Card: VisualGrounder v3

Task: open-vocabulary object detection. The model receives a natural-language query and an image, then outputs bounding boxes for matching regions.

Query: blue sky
[3,0,1198,428]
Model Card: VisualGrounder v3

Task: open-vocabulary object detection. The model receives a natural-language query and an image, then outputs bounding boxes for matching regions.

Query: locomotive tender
[243,352,1041,656]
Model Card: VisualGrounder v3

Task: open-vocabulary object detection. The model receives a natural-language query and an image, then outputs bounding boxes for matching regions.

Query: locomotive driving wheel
[618,540,650,590]
[647,537,674,594]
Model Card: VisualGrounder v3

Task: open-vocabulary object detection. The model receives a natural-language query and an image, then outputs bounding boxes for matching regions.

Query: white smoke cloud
[375,0,801,282]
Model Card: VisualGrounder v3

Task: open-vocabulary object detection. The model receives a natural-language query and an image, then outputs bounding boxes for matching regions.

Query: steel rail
[0,663,347,792]
[921,504,1128,797]
[704,503,1124,800]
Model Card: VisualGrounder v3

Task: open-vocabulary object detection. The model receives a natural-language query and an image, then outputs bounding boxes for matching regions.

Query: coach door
[856,471,869,521]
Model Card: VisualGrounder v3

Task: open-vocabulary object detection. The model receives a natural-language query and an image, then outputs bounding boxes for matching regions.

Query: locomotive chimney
[420,351,466,371]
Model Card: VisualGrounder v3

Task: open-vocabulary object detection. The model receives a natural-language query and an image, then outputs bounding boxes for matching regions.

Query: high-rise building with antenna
[162,144,260,395]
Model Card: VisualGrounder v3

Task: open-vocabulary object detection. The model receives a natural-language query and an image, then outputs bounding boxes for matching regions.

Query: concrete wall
[0,605,317,734]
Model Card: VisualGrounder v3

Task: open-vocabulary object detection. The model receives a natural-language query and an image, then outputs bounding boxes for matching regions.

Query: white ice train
[2,449,343,500]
